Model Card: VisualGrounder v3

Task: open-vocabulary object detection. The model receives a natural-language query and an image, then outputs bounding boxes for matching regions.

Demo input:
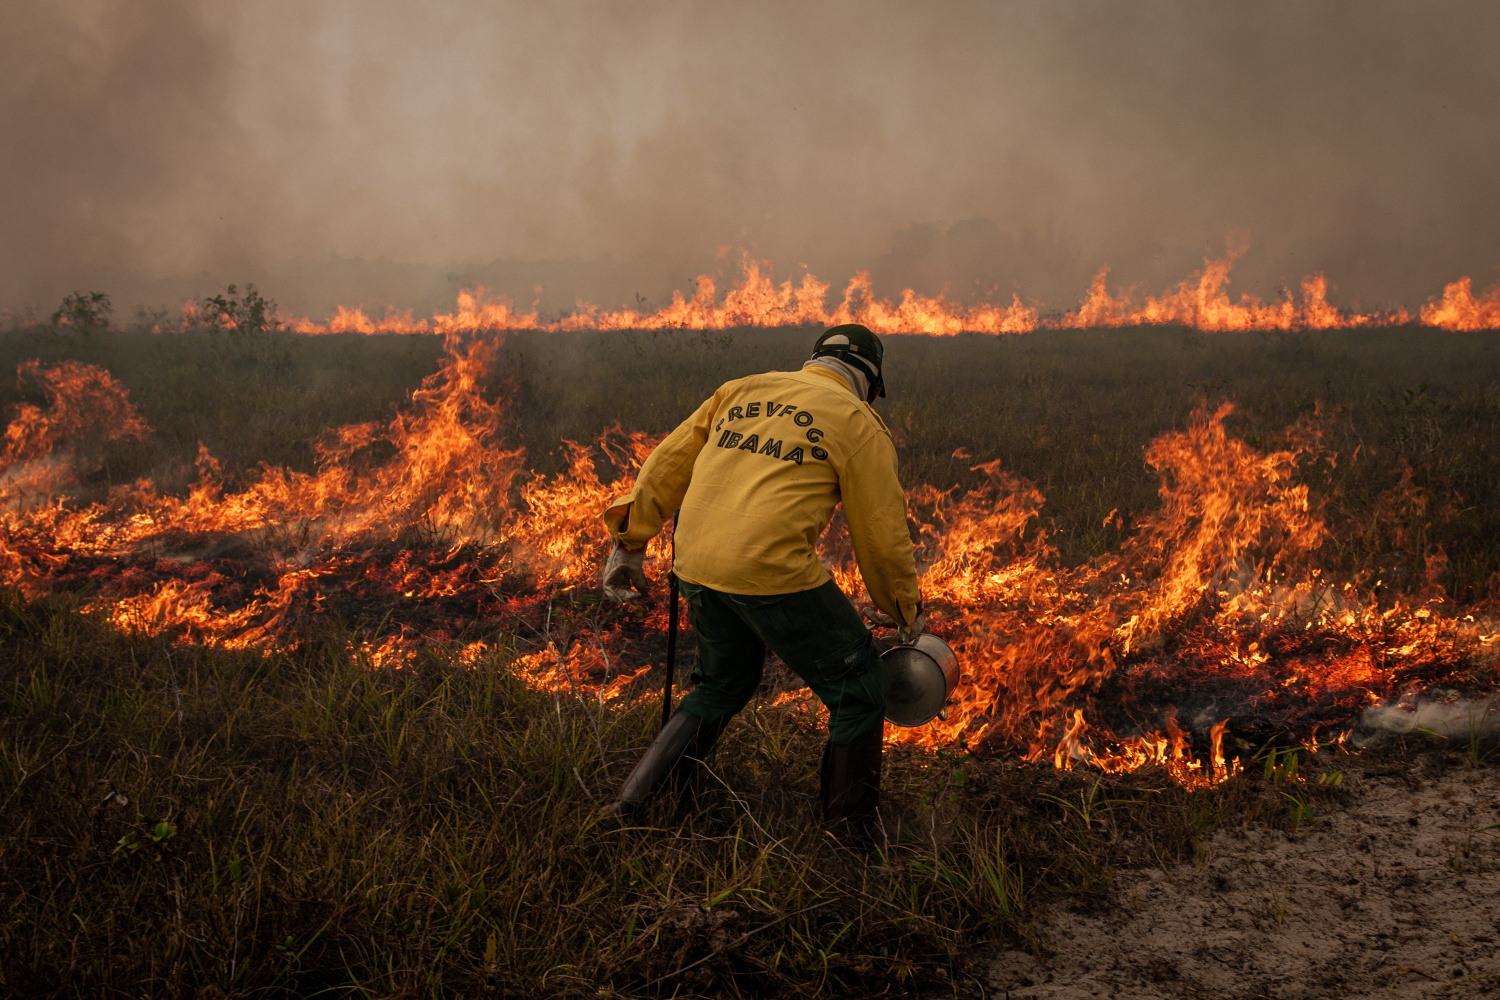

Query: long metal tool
[662,571,679,730]
[661,515,679,731]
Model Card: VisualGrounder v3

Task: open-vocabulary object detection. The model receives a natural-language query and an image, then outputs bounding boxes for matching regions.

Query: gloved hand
[602,543,649,602]
[864,605,927,644]
[896,608,928,646]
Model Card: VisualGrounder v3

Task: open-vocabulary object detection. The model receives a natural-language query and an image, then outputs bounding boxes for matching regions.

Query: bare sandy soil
[987,755,1500,999]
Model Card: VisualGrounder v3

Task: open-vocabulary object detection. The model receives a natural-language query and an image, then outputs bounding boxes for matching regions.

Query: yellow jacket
[603,365,920,627]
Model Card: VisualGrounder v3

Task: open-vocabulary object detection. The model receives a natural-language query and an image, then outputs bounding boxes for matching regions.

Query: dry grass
[2,320,1500,995]
[0,587,1341,998]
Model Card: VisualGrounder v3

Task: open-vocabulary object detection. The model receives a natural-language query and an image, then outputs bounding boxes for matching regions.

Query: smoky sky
[4,0,1499,319]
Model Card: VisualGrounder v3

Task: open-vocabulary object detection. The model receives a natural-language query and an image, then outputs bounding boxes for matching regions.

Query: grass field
[2,586,1356,997]
[2,321,1499,996]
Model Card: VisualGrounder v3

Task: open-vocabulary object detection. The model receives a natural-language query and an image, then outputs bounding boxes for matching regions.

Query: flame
[1209,718,1230,773]
[251,250,1500,337]
[1,360,151,511]
[1419,276,1500,331]
[1,330,1495,787]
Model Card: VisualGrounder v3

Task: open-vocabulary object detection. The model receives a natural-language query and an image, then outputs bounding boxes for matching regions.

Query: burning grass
[172,249,1500,336]
[3,325,1499,766]
[2,319,1500,993]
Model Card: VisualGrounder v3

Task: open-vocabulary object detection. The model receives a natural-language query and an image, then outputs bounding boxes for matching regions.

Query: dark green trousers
[675,578,885,745]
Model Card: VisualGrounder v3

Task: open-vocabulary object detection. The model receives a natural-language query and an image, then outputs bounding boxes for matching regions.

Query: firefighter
[598,324,923,829]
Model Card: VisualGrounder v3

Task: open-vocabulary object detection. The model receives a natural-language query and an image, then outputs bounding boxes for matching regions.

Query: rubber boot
[600,711,726,824]
[819,733,883,836]
[671,713,731,810]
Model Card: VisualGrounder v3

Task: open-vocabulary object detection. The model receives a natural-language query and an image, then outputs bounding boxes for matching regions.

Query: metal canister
[880,633,960,728]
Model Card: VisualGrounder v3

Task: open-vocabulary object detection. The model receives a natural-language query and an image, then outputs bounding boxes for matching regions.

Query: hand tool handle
[661,514,679,731]
[662,571,678,731]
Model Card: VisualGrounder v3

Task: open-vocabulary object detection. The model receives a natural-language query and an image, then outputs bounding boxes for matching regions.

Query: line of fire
[158,251,1500,338]
[6,254,1498,792]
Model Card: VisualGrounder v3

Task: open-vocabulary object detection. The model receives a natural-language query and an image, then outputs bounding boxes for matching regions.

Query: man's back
[606,361,917,624]
[674,366,888,595]
[597,324,920,831]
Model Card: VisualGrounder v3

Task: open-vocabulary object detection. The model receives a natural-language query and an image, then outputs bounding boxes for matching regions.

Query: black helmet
[812,324,884,402]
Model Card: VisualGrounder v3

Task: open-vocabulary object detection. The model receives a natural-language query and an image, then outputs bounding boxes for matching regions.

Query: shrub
[201,283,277,334]
[50,291,112,332]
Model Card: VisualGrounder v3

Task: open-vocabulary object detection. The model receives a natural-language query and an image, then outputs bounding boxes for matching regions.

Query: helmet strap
[812,347,883,403]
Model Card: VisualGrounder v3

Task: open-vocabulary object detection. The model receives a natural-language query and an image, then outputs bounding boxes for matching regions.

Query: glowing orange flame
[1209,718,1230,775]
[0,330,1494,786]
[1419,276,1500,331]
[256,250,1500,337]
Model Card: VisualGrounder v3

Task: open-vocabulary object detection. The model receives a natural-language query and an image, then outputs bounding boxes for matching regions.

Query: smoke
[1360,697,1499,743]
[4,0,1500,318]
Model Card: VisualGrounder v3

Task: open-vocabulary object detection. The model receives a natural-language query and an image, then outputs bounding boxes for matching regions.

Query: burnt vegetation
[1,317,1499,995]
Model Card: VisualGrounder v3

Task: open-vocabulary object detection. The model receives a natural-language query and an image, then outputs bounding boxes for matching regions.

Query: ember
[1,333,1495,786]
